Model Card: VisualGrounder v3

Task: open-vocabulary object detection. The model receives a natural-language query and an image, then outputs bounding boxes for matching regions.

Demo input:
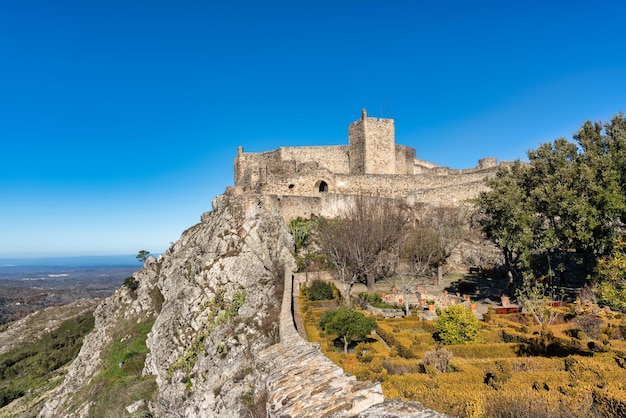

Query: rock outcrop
[39,194,296,417]
[38,193,446,417]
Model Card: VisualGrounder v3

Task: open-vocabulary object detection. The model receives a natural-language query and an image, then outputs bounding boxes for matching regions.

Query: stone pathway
[258,342,384,417]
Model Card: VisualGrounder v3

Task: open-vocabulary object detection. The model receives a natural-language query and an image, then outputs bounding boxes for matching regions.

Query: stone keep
[348,108,396,175]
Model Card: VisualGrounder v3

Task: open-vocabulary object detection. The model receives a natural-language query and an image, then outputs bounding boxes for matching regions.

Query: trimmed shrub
[355,342,375,363]
[435,305,481,345]
[305,279,337,301]
[382,357,422,375]
[376,327,416,359]
[592,388,626,417]
[484,360,512,389]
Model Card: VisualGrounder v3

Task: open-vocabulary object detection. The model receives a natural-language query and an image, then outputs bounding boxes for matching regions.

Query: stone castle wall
[348,110,397,175]
[232,109,502,221]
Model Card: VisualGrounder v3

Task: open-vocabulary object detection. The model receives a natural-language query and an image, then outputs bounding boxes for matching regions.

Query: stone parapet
[259,267,385,417]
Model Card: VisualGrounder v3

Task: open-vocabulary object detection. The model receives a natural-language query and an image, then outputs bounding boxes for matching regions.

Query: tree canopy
[478,113,626,288]
[319,307,377,353]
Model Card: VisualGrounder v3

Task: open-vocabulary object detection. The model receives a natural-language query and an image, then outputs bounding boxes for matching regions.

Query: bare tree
[385,206,472,313]
[384,222,441,315]
[316,196,407,305]
[424,206,471,287]
[401,223,441,280]
[316,216,357,306]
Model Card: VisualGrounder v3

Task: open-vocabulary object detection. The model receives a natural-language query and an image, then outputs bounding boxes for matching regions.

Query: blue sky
[1,1,625,257]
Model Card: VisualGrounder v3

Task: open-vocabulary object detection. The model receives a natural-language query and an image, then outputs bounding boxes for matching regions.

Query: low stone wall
[258,268,385,417]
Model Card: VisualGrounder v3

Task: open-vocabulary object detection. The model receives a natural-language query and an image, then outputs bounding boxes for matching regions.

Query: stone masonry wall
[395,144,417,175]
[348,110,396,175]
[279,145,350,174]
[232,110,502,223]
[257,168,495,200]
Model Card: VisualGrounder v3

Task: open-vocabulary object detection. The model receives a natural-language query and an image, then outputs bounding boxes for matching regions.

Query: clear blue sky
[1,1,625,257]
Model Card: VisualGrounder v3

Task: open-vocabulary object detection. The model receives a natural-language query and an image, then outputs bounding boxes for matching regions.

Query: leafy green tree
[478,113,626,284]
[477,161,536,281]
[319,307,377,353]
[574,116,626,256]
[525,138,581,277]
[136,250,151,263]
[594,235,626,312]
[435,305,481,345]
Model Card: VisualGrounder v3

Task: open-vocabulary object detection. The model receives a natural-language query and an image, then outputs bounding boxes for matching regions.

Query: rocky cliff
[37,193,446,417]
[39,194,295,417]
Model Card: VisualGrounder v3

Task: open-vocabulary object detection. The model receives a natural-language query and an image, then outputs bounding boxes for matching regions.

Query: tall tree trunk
[437,265,443,287]
[343,282,353,307]
[343,336,349,354]
[366,274,375,292]
[404,293,410,316]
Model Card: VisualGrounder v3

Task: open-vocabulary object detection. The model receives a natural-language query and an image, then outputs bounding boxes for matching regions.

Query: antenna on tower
[387,98,391,118]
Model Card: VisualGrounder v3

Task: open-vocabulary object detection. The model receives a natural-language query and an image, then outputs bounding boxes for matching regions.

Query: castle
[228,109,503,220]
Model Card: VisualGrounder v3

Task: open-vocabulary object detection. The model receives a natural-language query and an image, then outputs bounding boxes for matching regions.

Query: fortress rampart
[231,109,503,220]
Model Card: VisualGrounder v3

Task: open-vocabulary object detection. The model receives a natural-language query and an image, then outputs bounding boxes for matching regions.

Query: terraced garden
[301,283,626,417]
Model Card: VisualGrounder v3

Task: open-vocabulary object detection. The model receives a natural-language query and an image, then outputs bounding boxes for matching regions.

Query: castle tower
[348,108,396,175]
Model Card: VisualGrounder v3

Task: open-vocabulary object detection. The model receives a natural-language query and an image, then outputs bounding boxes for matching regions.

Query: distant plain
[0,256,140,324]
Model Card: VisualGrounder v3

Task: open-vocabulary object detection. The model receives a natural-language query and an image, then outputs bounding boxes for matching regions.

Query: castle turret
[348,108,396,175]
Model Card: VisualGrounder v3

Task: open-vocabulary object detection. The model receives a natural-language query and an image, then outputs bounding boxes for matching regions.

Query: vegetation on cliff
[0,309,95,414]
[72,318,156,418]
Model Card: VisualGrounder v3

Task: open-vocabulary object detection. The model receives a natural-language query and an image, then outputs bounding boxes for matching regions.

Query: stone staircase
[256,270,448,417]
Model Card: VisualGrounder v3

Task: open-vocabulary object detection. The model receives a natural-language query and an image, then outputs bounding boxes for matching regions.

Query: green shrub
[356,292,397,309]
[123,276,139,292]
[319,307,377,353]
[305,279,337,301]
[435,305,481,345]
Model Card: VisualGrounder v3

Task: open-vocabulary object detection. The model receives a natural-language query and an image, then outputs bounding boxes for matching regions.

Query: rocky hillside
[39,194,296,417]
[0,192,448,417]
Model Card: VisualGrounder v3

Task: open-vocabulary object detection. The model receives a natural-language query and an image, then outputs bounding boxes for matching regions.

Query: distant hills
[0,254,145,267]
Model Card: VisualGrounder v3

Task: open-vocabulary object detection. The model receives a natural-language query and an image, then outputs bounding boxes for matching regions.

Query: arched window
[318,181,328,193]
